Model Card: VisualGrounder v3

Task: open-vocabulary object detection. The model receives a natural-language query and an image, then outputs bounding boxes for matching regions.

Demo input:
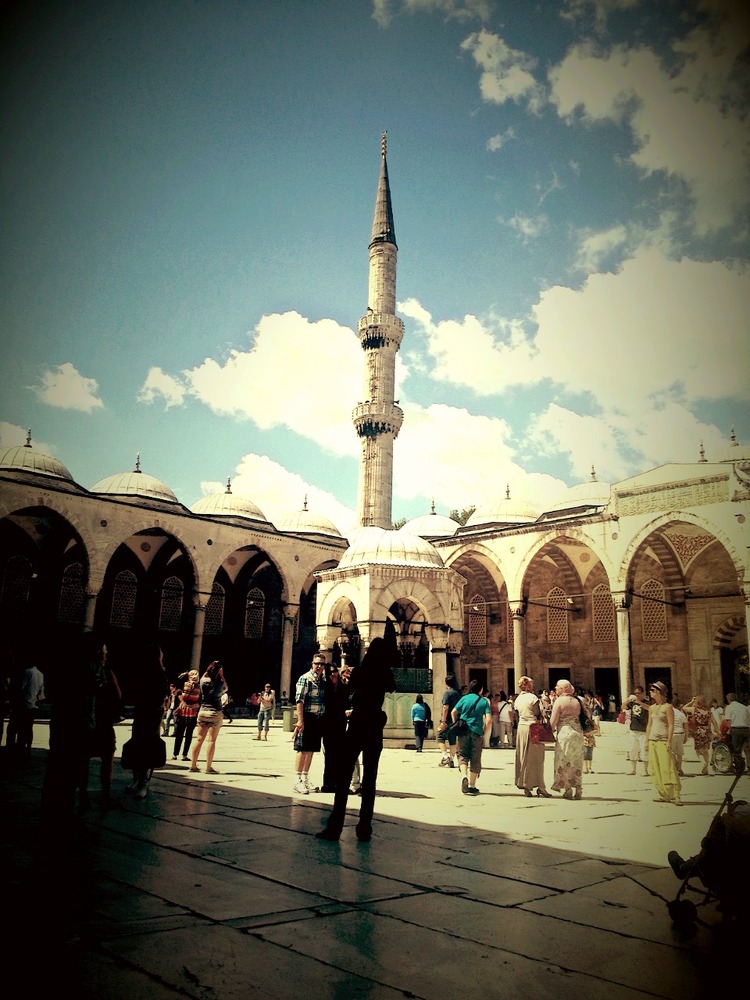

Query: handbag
[578,699,594,733]
[529,720,554,743]
[121,735,167,771]
[448,693,483,738]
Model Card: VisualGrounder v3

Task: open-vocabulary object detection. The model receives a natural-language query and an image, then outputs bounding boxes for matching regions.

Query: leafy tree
[449,506,476,525]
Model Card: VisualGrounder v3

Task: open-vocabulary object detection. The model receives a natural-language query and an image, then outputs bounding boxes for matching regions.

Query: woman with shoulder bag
[514,676,552,798]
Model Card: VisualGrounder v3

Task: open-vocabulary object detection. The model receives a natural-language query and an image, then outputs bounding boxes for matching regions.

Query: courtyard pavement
[1,719,746,1000]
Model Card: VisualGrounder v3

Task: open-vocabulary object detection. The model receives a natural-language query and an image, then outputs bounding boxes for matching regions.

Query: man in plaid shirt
[293,655,327,794]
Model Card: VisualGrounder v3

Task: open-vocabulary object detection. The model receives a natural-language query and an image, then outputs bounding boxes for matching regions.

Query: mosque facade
[1,139,748,709]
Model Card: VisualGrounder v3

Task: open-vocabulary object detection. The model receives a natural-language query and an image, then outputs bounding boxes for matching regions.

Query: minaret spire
[353,134,404,528]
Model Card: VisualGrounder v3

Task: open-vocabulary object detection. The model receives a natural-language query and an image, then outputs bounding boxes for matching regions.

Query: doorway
[594,667,620,708]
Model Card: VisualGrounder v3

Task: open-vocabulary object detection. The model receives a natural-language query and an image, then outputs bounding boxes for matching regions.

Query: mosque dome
[91,454,178,504]
[190,479,268,523]
[466,486,539,528]
[400,502,459,538]
[277,497,341,537]
[339,526,444,569]
[542,467,611,516]
[0,431,74,482]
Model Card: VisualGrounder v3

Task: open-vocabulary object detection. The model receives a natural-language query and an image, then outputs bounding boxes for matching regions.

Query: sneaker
[448,759,455,768]
[304,776,319,793]
[294,778,309,795]
[134,785,148,799]
[466,786,479,795]
[181,756,190,761]
[461,776,469,794]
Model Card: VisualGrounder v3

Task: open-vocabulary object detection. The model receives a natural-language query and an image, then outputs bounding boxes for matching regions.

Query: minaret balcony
[358,313,404,350]
[352,401,404,438]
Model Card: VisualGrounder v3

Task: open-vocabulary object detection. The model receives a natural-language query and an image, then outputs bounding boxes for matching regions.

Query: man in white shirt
[724,693,750,774]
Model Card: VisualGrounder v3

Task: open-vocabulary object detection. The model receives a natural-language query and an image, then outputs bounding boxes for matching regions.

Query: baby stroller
[666,773,749,927]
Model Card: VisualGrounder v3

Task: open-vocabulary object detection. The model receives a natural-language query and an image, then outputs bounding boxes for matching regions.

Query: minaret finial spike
[430,499,436,514]
[134,452,141,473]
[381,130,387,157]
[699,441,706,463]
[303,494,308,511]
[24,428,32,448]
[226,477,232,494]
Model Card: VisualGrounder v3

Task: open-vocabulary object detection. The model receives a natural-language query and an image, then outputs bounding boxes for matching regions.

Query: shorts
[438,724,457,747]
[196,707,224,731]
[298,712,323,753]
[457,730,484,774]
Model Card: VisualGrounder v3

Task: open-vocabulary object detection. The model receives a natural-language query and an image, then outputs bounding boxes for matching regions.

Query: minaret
[352,132,404,528]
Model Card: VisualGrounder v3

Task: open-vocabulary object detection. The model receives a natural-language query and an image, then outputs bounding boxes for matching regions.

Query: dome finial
[505,483,510,500]
[134,452,142,474]
[303,494,308,511]
[24,428,32,449]
[590,464,597,482]
[699,441,707,463]
[225,477,232,494]
[430,498,436,514]
[730,426,738,446]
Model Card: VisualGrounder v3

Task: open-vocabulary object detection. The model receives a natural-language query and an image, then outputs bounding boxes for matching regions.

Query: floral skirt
[551,720,583,792]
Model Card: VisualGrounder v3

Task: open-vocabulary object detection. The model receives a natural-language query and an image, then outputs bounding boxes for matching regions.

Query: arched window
[641,579,668,641]
[592,584,616,642]
[468,594,487,646]
[58,562,85,623]
[0,555,33,614]
[110,570,137,628]
[244,587,265,639]
[547,587,569,643]
[159,575,184,631]
[204,582,225,635]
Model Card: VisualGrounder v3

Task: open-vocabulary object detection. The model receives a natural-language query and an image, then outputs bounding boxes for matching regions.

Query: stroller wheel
[668,898,698,925]
[711,742,732,774]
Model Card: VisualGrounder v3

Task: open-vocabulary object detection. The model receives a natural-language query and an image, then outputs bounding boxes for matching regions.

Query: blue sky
[2,0,748,534]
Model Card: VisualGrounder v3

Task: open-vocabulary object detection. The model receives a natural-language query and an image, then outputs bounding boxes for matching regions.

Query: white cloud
[373,0,492,28]
[141,311,366,458]
[393,402,566,513]
[399,297,537,395]
[549,13,750,234]
[531,248,750,405]
[504,213,549,241]
[31,363,104,412]
[461,29,544,111]
[573,224,629,271]
[229,453,357,535]
[138,367,187,408]
[0,422,54,454]
[486,126,515,152]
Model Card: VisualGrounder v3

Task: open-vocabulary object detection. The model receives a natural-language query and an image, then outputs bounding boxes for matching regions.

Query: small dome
[0,431,73,482]
[543,467,611,515]
[401,504,458,538]
[466,486,538,527]
[277,496,341,537]
[92,454,178,504]
[339,526,444,569]
[191,479,268,522]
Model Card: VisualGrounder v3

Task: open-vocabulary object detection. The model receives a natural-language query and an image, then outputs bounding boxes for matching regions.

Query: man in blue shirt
[451,679,491,795]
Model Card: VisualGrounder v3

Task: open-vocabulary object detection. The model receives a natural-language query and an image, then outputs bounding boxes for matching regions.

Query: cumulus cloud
[461,29,545,110]
[574,225,629,272]
[228,453,357,535]
[0,422,54,454]
[394,402,565,512]
[549,9,750,234]
[30,363,104,412]
[139,311,367,458]
[373,0,492,28]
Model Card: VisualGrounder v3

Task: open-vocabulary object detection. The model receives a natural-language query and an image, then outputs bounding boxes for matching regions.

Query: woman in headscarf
[550,679,586,799]
[317,636,396,842]
[514,676,551,798]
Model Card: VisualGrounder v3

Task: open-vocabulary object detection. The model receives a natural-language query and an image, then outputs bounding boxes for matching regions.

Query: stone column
[512,604,526,678]
[82,591,98,633]
[615,595,632,705]
[280,605,297,703]
[190,602,206,672]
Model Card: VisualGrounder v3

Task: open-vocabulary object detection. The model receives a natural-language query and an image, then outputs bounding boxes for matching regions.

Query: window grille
[0,555,32,614]
[468,594,487,646]
[58,562,85,623]
[244,587,265,639]
[159,575,184,631]
[641,579,668,641]
[110,570,137,628]
[204,582,225,635]
[592,584,616,642]
[547,587,569,642]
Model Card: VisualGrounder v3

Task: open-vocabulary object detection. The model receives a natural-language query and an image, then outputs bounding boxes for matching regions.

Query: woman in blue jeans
[256,683,275,740]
